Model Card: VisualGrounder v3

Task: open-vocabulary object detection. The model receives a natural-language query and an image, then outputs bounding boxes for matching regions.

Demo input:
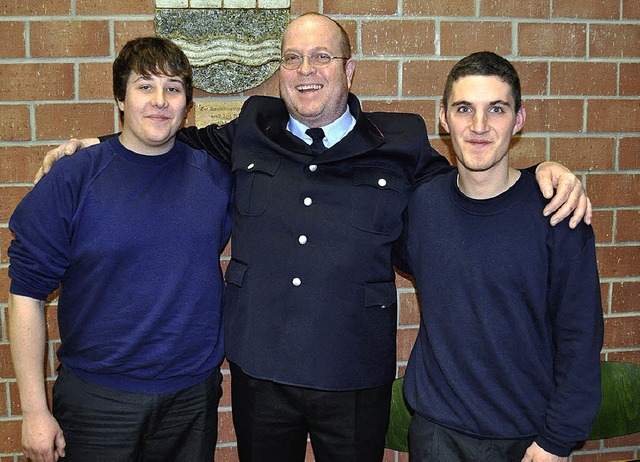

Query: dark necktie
[306,128,327,155]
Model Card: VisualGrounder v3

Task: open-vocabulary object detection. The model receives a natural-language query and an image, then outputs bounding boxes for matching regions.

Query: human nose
[151,88,167,107]
[471,111,488,133]
[297,55,316,74]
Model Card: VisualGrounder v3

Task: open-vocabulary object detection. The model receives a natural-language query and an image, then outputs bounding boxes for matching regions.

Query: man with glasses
[40,13,590,461]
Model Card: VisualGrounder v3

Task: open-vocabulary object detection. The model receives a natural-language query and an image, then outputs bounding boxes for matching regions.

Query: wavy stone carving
[155,8,289,94]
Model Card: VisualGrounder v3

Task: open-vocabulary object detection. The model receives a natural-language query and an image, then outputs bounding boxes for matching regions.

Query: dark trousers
[52,366,222,462]
[229,362,393,462]
[409,413,534,462]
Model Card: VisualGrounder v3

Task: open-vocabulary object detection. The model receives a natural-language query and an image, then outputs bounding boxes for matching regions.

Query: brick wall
[0,0,638,460]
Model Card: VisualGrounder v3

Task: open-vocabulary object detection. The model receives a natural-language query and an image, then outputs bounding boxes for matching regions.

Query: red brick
[214,445,239,462]
[620,63,640,96]
[587,99,640,133]
[0,186,31,223]
[45,305,60,341]
[592,210,613,244]
[589,174,640,207]
[1,0,71,15]
[361,20,435,56]
[404,0,475,16]
[402,60,457,98]
[399,291,420,326]
[0,146,52,183]
[603,315,640,349]
[514,61,549,96]
[0,105,30,141]
[362,100,438,132]
[440,21,512,56]
[620,138,640,170]
[553,0,620,19]
[430,136,457,165]
[0,268,9,304]
[291,0,318,16]
[550,62,617,95]
[590,24,640,58]
[518,23,586,57]
[548,138,615,171]
[0,22,26,58]
[0,344,14,380]
[395,271,416,290]
[596,245,640,278]
[324,0,397,15]
[0,227,13,264]
[606,350,640,364]
[217,409,236,444]
[114,21,156,53]
[617,210,640,242]
[0,64,74,101]
[76,0,154,14]
[523,99,584,132]
[601,431,640,448]
[79,62,114,100]
[350,61,398,97]
[0,381,7,416]
[611,281,640,314]
[624,0,640,19]
[0,418,21,453]
[30,21,110,58]
[396,327,418,362]
[508,137,547,169]
[8,381,21,416]
[572,449,636,461]
[34,103,116,141]
[481,0,549,18]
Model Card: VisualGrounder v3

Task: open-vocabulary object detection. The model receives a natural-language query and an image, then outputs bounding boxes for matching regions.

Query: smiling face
[117,72,188,155]
[440,75,526,175]
[278,14,355,128]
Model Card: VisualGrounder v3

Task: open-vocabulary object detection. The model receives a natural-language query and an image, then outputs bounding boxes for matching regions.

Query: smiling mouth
[296,84,323,92]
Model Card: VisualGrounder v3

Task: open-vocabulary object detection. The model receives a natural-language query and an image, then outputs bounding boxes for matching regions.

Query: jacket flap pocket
[225,259,248,287]
[353,166,405,193]
[232,154,281,176]
[364,281,397,308]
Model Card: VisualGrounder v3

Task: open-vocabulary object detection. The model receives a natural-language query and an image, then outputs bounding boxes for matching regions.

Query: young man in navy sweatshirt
[8,37,232,462]
[403,52,604,461]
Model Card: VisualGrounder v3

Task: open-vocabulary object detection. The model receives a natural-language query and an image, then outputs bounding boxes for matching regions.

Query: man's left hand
[536,161,592,228]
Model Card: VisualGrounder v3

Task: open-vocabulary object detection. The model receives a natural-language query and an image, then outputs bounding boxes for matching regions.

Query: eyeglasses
[280,52,349,70]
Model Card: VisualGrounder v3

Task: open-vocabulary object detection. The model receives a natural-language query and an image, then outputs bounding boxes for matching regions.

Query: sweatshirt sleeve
[535,223,604,456]
[8,161,80,300]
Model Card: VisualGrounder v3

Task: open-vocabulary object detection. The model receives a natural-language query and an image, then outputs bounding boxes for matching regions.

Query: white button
[292,277,301,286]
[381,305,387,309]
[309,164,318,172]
[247,163,255,170]
[304,197,313,206]
[298,235,307,245]
[378,178,387,187]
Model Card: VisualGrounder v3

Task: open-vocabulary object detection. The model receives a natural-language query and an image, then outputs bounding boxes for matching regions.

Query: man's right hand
[21,410,66,462]
[34,138,100,184]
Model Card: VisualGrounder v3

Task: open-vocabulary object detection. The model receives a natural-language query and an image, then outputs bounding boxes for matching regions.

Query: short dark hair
[443,51,521,112]
[113,37,193,122]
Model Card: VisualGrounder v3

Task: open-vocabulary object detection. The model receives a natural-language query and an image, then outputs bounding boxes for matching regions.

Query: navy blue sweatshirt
[9,137,232,393]
[403,169,603,456]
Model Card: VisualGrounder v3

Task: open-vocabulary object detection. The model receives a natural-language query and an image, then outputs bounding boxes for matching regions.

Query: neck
[457,166,520,200]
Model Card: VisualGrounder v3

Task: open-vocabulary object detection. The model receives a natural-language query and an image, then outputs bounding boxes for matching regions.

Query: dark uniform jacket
[179,93,451,390]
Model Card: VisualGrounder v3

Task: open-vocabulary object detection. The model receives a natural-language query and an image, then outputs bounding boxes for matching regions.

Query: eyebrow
[452,99,511,107]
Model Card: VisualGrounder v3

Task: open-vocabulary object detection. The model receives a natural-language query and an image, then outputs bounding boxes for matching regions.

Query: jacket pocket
[364,281,397,309]
[350,166,407,235]
[232,155,281,217]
